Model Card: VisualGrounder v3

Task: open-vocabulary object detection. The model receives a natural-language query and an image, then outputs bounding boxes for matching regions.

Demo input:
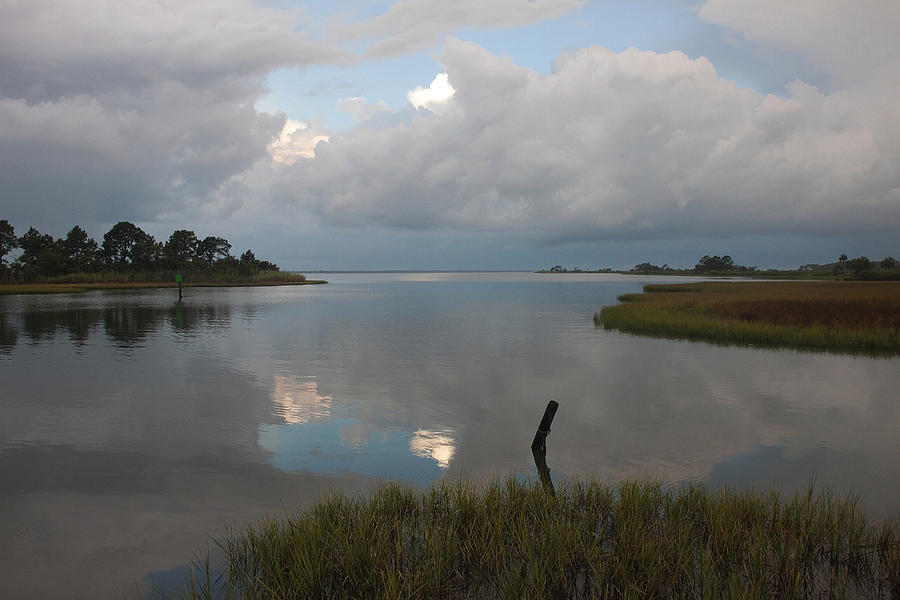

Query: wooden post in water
[531,400,559,494]
[530,400,559,453]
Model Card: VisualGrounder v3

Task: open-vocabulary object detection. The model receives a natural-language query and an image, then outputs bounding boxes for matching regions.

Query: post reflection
[532,446,555,495]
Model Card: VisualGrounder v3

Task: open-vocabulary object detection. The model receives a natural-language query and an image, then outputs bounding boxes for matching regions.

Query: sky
[1,0,899,270]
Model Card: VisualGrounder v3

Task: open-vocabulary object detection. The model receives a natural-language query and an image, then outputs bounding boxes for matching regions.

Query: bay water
[1,272,898,598]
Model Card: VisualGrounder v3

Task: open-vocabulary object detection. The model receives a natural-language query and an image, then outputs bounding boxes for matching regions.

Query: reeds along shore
[161,479,900,600]
[595,281,900,355]
[0,271,322,295]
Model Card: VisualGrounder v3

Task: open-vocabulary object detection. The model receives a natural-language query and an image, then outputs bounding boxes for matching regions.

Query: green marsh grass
[159,479,900,599]
[595,281,900,355]
[0,272,323,295]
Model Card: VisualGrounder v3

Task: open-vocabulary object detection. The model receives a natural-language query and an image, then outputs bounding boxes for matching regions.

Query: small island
[0,219,324,294]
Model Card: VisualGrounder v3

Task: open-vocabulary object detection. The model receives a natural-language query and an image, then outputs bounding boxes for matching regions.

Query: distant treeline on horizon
[0,219,280,283]
[547,253,900,280]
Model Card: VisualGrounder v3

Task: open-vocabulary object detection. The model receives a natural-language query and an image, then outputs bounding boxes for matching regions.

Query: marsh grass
[595,281,900,355]
[0,272,323,295]
[159,479,900,600]
[27,270,311,284]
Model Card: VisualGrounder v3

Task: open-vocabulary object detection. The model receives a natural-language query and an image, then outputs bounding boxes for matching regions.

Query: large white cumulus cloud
[278,38,900,241]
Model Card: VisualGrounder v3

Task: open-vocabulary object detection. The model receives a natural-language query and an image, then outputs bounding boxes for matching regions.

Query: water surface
[1,272,898,598]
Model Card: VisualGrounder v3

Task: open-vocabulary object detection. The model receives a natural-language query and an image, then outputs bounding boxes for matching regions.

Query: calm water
[1,272,898,598]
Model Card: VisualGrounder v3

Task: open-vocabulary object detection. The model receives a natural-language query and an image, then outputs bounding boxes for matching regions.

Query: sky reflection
[410,429,456,468]
[271,375,332,424]
[259,418,444,482]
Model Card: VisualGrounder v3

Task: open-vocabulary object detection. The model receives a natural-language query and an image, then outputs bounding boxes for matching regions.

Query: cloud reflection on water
[261,378,456,475]
[271,375,332,424]
[259,417,445,482]
[409,428,456,468]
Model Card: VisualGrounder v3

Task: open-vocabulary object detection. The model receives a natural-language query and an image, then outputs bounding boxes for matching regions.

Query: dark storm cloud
[0,0,350,232]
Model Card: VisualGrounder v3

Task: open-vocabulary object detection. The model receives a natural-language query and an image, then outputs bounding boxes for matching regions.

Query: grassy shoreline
[0,278,326,295]
[596,281,900,355]
[537,270,838,279]
[162,478,900,599]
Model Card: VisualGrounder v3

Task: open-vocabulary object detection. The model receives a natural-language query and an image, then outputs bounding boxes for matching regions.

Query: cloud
[2,0,897,261]
[335,0,585,57]
[270,119,330,165]
[407,73,456,111]
[0,0,351,102]
[277,38,900,242]
[0,0,348,231]
[698,0,900,87]
[0,82,285,230]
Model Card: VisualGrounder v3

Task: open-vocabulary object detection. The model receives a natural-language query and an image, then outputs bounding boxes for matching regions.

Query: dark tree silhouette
[17,227,56,265]
[694,255,734,272]
[0,220,16,268]
[198,236,231,267]
[846,256,872,278]
[61,226,99,272]
[1,220,284,282]
[239,249,257,265]
[632,262,664,272]
[102,221,156,267]
[164,229,199,268]
[16,227,66,279]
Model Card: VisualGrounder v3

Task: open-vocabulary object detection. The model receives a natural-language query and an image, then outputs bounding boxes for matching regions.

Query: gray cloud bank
[0,0,348,229]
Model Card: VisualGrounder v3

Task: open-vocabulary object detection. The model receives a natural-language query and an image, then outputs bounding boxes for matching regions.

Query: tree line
[629,255,755,273]
[833,253,898,280]
[0,220,281,283]
[632,253,898,279]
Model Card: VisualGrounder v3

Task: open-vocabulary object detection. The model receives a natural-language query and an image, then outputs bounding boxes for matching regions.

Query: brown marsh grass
[596,281,900,355]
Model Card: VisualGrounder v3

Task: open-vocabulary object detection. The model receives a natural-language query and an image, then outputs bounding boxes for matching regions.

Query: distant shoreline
[0,279,327,296]
[536,269,834,279]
